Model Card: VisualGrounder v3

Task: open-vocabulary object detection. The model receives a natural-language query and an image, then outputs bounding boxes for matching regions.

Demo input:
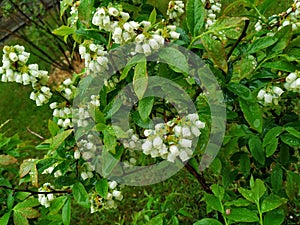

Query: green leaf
[95,178,108,198]
[148,8,157,24]
[78,0,95,27]
[17,208,39,219]
[247,36,278,54]
[226,208,259,222]
[238,187,255,203]
[239,99,263,133]
[240,153,251,177]
[103,97,123,119]
[285,171,300,200]
[265,138,279,157]
[224,198,251,207]
[227,83,255,102]
[263,208,285,225]
[186,0,205,37]
[252,179,266,203]
[248,136,265,165]
[50,129,73,151]
[261,61,299,72]
[271,25,292,52]
[103,129,117,153]
[203,193,224,213]
[0,154,17,166]
[120,54,146,81]
[193,218,223,225]
[280,133,300,147]
[13,198,39,210]
[158,47,189,73]
[263,126,283,147]
[92,108,106,124]
[75,29,107,44]
[261,194,287,213]
[271,165,283,193]
[48,120,60,136]
[52,26,75,36]
[146,213,164,225]
[72,182,90,208]
[19,159,38,187]
[133,60,148,100]
[13,211,29,225]
[62,199,71,225]
[211,184,225,201]
[0,212,11,225]
[138,97,154,122]
[284,127,300,139]
[36,158,58,173]
[201,35,228,73]
[49,196,68,215]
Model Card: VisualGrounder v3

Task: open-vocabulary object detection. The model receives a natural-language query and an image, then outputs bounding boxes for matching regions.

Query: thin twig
[26,127,45,140]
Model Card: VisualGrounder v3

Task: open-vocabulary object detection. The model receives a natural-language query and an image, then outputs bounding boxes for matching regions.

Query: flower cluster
[69,1,80,26]
[57,78,77,101]
[284,71,300,93]
[167,1,185,23]
[38,183,56,208]
[255,0,300,32]
[201,0,222,30]
[78,42,109,74]
[141,114,205,163]
[0,45,52,106]
[257,86,284,105]
[91,4,181,55]
[80,162,95,180]
[90,180,123,213]
[50,102,73,128]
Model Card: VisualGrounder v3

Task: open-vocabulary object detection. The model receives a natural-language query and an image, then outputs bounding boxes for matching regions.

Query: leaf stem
[0,186,71,195]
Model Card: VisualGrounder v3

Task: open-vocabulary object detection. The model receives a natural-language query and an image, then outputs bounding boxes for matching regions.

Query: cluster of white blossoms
[69,1,80,26]
[0,45,52,106]
[38,183,56,208]
[79,42,109,74]
[80,162,95,180]
[255,0,300,32]
[90,180,123,213]
[167,1,185,23]
[201,0,222,30]
[50,102,73,128]
[257,86,284,105]
[42,164,63,178]
[284,71,300,93]
[91,3,181,54]
[141,114,205,163]
[57,78,77,101]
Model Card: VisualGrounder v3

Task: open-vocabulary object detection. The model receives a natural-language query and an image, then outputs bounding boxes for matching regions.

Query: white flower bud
[120,12,130,21]
[182,127,191,137]
[102,16,110,26]
[65,88,72,96]
[264,93,273,104]
[144,129,152,137]
[273,87,284,96]
[28,64,38,70]
[63,78,72,86]
[149,39,160,50]
[174,125,182,136]
[108,7,119,16]
[22,73,30,85]
[282,20,290,27]
[38,94,46,103]
[81,172,89,180]
[9,52,18,62]
[142,43,151,55]
[167,153,176,163]
[179,138,192,148]
[30,92,37,100]
[108,180,118,189]
[135,34,145,43]
[89,43,97,52]
[79,45,86,55]
[47,194,54,201]
[179,151,189,161]
[18,54,28,63]
[122,32,132,42]
[169,145,179,155]
[74,150,81,159]
[195,120,205,129]
[170,31,180,39]
[153,136,163,148]
[113,27,122,38]
[15,73,22,83]
[142,140,152,152]
[191,126,201,137]
[257,89,266,100]
[286,73,297,83]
